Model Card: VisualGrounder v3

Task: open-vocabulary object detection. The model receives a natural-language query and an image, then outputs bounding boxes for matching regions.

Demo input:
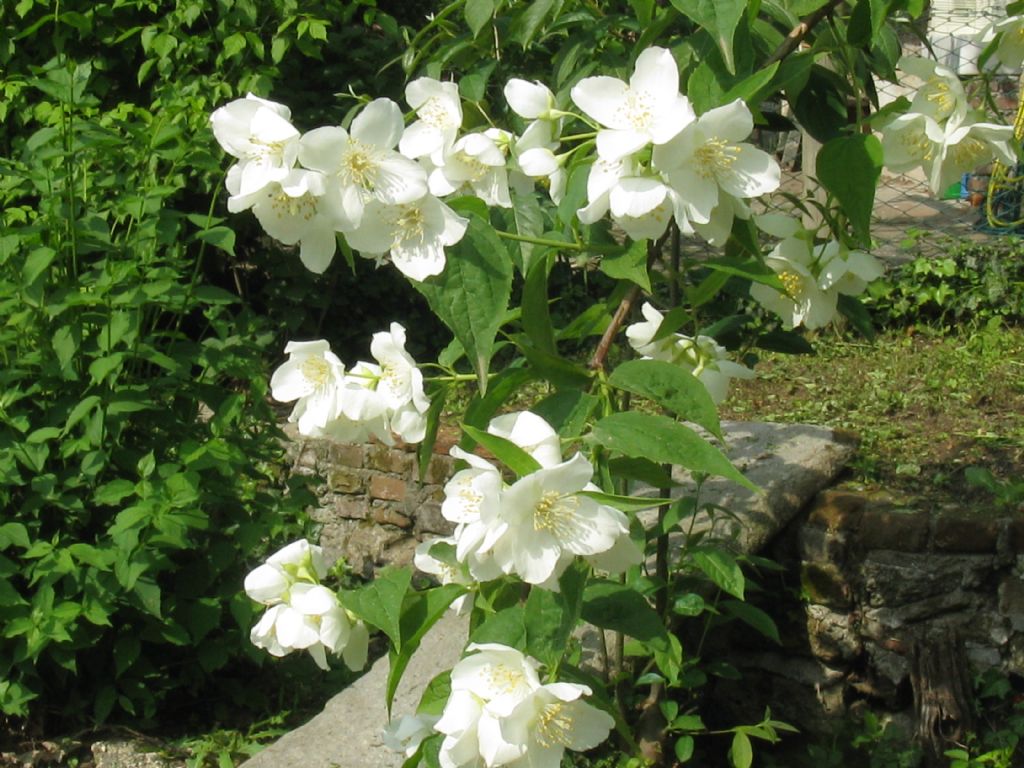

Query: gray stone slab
[240,611,467,768]
[636,421,858,557]
[242,421,855,768]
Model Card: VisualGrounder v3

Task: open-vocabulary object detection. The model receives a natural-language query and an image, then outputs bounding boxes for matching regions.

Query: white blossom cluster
[243,539,369,671]
[748,214,884,330]
[269,323,430,444]
[569,46,781,245]
[879,55,1016,196]
[416,411,642,590]
[626,302,755,403]
[385,643,614,768]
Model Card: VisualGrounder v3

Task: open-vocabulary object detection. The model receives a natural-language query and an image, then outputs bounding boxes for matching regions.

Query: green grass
[721,321,1024,505]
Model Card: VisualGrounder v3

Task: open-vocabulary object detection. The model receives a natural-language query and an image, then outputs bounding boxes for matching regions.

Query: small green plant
[964,466,1024,510]
[865,238,1024,330]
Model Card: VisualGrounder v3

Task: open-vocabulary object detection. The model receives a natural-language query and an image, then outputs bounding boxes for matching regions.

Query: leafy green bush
[865,237,1024,329]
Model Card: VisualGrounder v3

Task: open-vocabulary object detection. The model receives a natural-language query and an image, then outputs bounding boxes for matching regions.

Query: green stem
[492,229,620,254]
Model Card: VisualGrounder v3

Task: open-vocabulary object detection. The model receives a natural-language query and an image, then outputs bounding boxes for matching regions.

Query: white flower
[370,322,431,442]
[571,46,695,161]
[897,56,968,124]
[270,340,347,436]
[500,682,615,768]
[491,453,631,585]
[244,541,368,672]
[210,94,299,197]
[976,15,1024,71]
[229,168,340,274]
[428,130,513,208]
[881,111,1016,195]
[414,537,476,613]
[383,713,441,759]
[626,303,753,404]
[505,79,557,121]
[576,156,677,240]
[298,98,428,230]
[486,411,563,468]
[929,117,1016,195]
[434,644,614,768]
[345,194,469,281]
[400,78,463,161]
[653,99,780,231]
[816,240,884,297]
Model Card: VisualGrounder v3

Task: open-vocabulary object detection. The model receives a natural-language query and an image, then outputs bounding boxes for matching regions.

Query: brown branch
[764,0,845,68]
[588,237,666,371]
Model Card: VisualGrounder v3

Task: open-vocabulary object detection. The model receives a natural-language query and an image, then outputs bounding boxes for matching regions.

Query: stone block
[858,506,929,552]
[371,505,413,529]
[860,552,991,607]
[370,475,408,502]
[328,466,365,494]
[802,562,853,608]
[330,442,365,469]
[998,576,1024,631]
[805,604,862,663]
[933,512,1003,553]
[798,525,849,564]
[1008,518,1024,553]
[425,454,455,486]
[806,490,865,532]
[414,501,454,536]
[333,497,369,520]
[366,444,413,474]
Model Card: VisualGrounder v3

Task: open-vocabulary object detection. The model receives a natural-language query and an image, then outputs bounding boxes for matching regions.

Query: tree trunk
[909,629,975,767]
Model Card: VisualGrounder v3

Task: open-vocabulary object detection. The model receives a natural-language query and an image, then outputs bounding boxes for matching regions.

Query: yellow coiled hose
[986,77,1024,229]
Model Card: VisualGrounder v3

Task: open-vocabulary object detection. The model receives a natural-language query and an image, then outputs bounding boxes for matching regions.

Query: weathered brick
[858,506,929,552]
[414,501,454,536]
[370,475,408,502]
[366,444,413,474]
[329,442,365,469]
[806,490,865,533]
[425,454,455,486]
[333,497,370,520]
[328,466,365,494]
[932,513,1002,554]
[371,505,413,529]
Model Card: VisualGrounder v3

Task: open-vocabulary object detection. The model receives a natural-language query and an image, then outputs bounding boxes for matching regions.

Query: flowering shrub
[209,1,1022,763]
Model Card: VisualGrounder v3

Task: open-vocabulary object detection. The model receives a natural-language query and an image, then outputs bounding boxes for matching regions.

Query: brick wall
[284,425,458,578]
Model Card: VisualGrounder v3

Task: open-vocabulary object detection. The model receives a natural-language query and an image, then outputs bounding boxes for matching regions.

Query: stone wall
[717,489,1024,736]
[284,424,457,578]
[283,423,1024,741]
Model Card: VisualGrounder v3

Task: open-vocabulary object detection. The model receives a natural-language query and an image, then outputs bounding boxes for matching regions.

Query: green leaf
[345,567,411,647]
[675,735,695,762]
[692,548,744,599]
[576,490,665,513]
[222,32,246,58]
[88,353,125,385]
[669,0,746,73]
[599,240,650,292]
[511,189,546,273]
[0,523,30,550]
[721,600,779,643]
[386,583,466,713]
[515,338,592,389]
[581,579,668,651]
[196,226,236,256]
[592,412,756,490]
[465,0,495,37]
[512,0,555,48]
[673,593,705,616]
[413,215,513,393]
[23,247,56,285]
[532,389,599,440]
[730,730,753,768]
[524,563,586,667]
[816,134,883,246]
[133,578,162,617]
[94,479,136,506]
[608,359,722,440]
[470,604,527,649]
[522,254,555,355]
[461,424,541,477]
